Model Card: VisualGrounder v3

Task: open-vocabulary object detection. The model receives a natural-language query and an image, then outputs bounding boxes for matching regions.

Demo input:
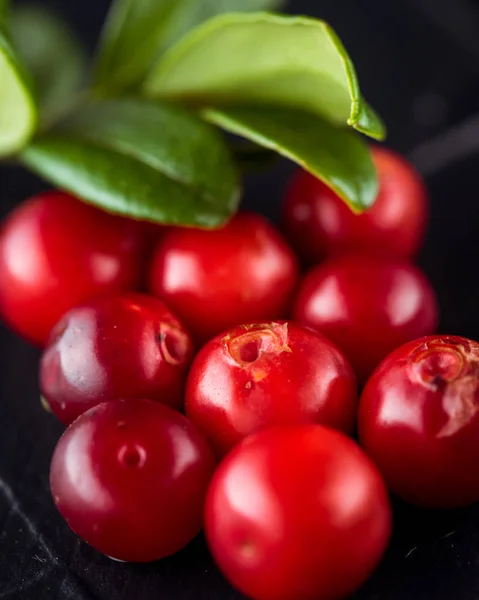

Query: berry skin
[185,321,357,456]
[282,146,428,263]
[40,293,193,425]
[0,191,145,346]
[50,399,216,562]
[148,213,299,345]
[293,256,439,384]
[205,425,392,600]
[359,335,479,508]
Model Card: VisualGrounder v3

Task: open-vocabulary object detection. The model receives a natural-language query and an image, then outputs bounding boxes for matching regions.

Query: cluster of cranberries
[1,147,478,600]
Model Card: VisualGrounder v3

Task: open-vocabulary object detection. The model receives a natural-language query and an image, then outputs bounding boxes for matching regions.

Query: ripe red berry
[148,213,299,345]
[50,399,216,562]
[185,321,357,456]
[359,335,479,508]
[205,425,392,600]
[282,146,428,263]
[0,191,146,346]
[40,293,193,425]
[293,256,439,383]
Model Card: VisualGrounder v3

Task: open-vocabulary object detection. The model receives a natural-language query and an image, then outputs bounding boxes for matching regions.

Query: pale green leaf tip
[320,22,385,142]
[349,101,386,141]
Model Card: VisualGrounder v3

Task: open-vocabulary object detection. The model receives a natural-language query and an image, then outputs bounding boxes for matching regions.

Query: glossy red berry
[282,146,428,263]
[148,213,299,345]
[293,256,439,384]
[205,425,392,600]
[50,399,216,562]
[40,293,193,425]
[359,335,479,508]
[0,191,146,346]
[186,321,357,456]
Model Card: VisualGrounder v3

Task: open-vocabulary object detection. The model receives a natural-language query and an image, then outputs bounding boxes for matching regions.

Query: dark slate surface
[2,0,479,598]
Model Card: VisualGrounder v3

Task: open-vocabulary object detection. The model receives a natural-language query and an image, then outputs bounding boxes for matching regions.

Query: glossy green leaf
[0,21,36,156]
[165,0,287,52]
[22,99,239,227]
[205,106,378,211]
[146,13,385,140]
[93,0,286,93]
[10,5,87,117]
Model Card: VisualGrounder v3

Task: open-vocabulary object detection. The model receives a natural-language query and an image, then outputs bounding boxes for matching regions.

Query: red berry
[148,213,299,345]
[205,425,392,600]
[50,399,216,562]
[40,293,193,425]
[359,335,479,508]
[282,146,428,263]
[293,256,439,383]
[186,321,357,456]
[0,191,146,346]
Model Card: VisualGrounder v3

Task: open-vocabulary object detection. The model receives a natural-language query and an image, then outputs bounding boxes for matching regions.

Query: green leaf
[10,5,87,118]
[0,24,36,156]
[93,0,178,92]
[93,0,286,93]
[163,0,287,52]
[0,0,9,21]
[146,13,385,141]
[21,99,240,227]
[205,106,378,211]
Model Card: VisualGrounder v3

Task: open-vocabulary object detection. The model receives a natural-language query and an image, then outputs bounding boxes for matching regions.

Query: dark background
[2,0,479,598]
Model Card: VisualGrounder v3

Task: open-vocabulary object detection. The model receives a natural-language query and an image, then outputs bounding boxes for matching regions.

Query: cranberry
[0,191,146,346]
[359,335,479,508]
[293,256,439,384]
[147,213,299,345]
[50,399,216,562]
[185,321,357,456]
[40,293,193,425]
[205,425,392,600]
[282,146,428,263]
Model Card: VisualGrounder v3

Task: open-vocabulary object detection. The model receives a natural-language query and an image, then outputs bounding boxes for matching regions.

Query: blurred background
[2,0,479,598]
